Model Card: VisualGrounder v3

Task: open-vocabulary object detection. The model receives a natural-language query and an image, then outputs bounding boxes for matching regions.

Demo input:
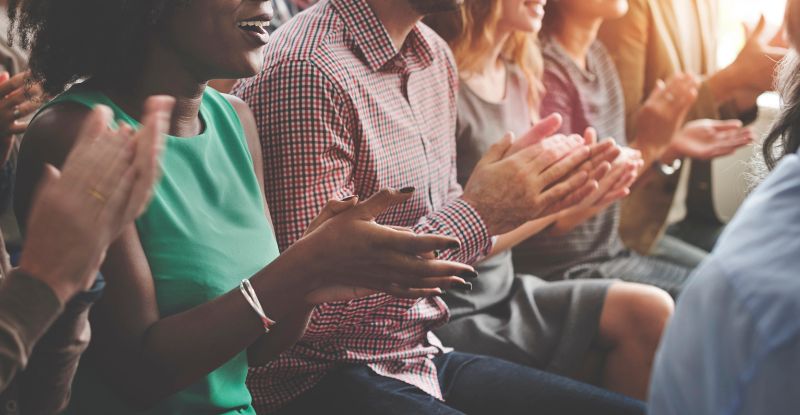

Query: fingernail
[340,195,357,201]
[459,270,478,280]
[452,281,473,292]
[447,241,461,250]
[400,186,416,194]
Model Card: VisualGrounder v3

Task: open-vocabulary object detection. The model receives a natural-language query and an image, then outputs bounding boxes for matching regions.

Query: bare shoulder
[222,93,261,151]
[14,102,95,223]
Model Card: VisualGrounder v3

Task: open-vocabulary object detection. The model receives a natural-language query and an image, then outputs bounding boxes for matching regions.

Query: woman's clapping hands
[290,188,478,304]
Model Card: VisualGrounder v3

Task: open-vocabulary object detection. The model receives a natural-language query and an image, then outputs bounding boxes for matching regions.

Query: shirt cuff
[421,198,492,264]
[0,271,63,357]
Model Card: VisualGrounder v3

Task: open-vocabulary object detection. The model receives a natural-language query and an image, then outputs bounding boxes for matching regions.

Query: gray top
[445,63,533,317]
[512,38,627,279]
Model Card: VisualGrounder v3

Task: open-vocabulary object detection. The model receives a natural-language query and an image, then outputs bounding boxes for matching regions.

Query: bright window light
[717,0,787,67]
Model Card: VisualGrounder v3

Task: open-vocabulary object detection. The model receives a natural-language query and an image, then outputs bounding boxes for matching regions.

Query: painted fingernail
[459,270,478,280]
[340,195,357,201]
[400,186,416,194]
[452,281,473,292]
[447,241,461,250]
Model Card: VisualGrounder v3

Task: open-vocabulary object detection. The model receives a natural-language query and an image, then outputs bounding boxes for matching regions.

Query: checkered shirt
[233,0,493,412]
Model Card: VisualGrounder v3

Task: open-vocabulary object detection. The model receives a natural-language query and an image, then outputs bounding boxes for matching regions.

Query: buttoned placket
[395,57,437,211]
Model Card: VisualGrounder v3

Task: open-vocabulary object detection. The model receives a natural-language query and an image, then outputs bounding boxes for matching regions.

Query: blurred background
[713,0,786,221]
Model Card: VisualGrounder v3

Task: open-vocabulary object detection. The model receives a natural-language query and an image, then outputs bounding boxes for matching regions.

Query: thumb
[305,197,359,235]
[30,163,61,205]
[583,127,598,145]
[0,72,9,85]
[478,132,514,165]
[770,21,789,48]
[140,95,175,138]
[42,163,61,183]
[356,188,414,220]
[710,119,744,132]
[746,15,767,41]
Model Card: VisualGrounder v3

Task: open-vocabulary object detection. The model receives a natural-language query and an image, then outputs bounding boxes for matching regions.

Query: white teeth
[237,20,268,28]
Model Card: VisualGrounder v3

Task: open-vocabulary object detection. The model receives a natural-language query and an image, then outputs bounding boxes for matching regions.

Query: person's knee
[600,282,674,348]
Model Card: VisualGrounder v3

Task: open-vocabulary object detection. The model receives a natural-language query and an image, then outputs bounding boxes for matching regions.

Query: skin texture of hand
[0,71,46,164]
[634,73,699,165]
[18,96,173,304]
[710,15,788,104]
[483,128,621,257]
[735,15,788,92]
[667,119,755,161]
[289,188,477,304]
[462,129,595,236]
[550,138,643,236]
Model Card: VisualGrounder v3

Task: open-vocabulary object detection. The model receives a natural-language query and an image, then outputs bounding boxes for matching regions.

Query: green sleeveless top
[48,87,280,414]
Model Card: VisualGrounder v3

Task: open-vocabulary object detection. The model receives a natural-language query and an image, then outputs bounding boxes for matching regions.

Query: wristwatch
[654,158,683,176]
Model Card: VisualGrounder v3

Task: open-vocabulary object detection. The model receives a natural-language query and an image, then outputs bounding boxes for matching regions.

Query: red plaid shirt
[234,0,492,412]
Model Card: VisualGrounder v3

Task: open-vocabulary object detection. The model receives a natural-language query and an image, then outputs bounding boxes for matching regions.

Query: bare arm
[14,100,472,409]
[224,95,316,366]
[13,104,318,408]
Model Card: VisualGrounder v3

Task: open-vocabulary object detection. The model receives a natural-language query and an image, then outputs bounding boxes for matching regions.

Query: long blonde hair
[425,1,544,112]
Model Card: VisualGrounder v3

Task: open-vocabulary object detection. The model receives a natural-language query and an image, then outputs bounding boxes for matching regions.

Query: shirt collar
[331,0,434,73]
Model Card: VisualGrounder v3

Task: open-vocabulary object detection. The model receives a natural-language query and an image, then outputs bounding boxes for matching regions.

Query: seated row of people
[0,0,791,414]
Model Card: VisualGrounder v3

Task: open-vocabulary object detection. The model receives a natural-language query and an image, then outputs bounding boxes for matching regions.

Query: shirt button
[6,400,19,414]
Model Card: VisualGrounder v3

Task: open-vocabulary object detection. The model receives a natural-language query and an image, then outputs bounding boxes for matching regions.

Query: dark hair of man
[7,0,190,96]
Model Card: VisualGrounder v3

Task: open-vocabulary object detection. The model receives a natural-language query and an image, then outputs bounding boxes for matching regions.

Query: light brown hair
[425,1,544,113]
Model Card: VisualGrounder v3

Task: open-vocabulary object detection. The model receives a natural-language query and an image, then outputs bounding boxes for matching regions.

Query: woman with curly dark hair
[8,0,477,413]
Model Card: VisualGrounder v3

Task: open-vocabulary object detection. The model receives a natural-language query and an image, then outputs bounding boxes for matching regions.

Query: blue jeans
[273,352,644,414]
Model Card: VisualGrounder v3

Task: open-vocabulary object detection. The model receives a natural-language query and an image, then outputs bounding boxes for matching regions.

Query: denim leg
[272,364,464,415]
[436,352,645,415]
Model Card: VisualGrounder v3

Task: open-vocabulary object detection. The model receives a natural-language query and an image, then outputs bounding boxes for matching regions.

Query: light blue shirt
[649,150,800,415]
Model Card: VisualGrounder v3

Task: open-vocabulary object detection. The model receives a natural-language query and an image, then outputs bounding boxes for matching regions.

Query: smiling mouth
[237,20,270,33]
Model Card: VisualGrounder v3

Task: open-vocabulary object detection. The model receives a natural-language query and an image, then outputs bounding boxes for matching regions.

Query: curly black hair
[8,0,191,95]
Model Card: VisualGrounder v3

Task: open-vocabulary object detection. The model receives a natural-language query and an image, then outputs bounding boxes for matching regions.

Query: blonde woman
[426,0,675,400]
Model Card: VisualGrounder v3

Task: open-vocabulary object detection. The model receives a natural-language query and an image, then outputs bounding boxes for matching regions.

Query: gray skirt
[434,274,611,377]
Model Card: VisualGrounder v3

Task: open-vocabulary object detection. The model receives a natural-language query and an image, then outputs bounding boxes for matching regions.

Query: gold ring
[88,188,107,203]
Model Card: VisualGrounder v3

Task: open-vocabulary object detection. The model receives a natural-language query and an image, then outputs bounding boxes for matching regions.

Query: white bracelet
[239,279,276,333]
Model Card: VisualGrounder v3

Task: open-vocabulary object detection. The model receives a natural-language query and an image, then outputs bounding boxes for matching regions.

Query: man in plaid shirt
[234,0,644,413]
